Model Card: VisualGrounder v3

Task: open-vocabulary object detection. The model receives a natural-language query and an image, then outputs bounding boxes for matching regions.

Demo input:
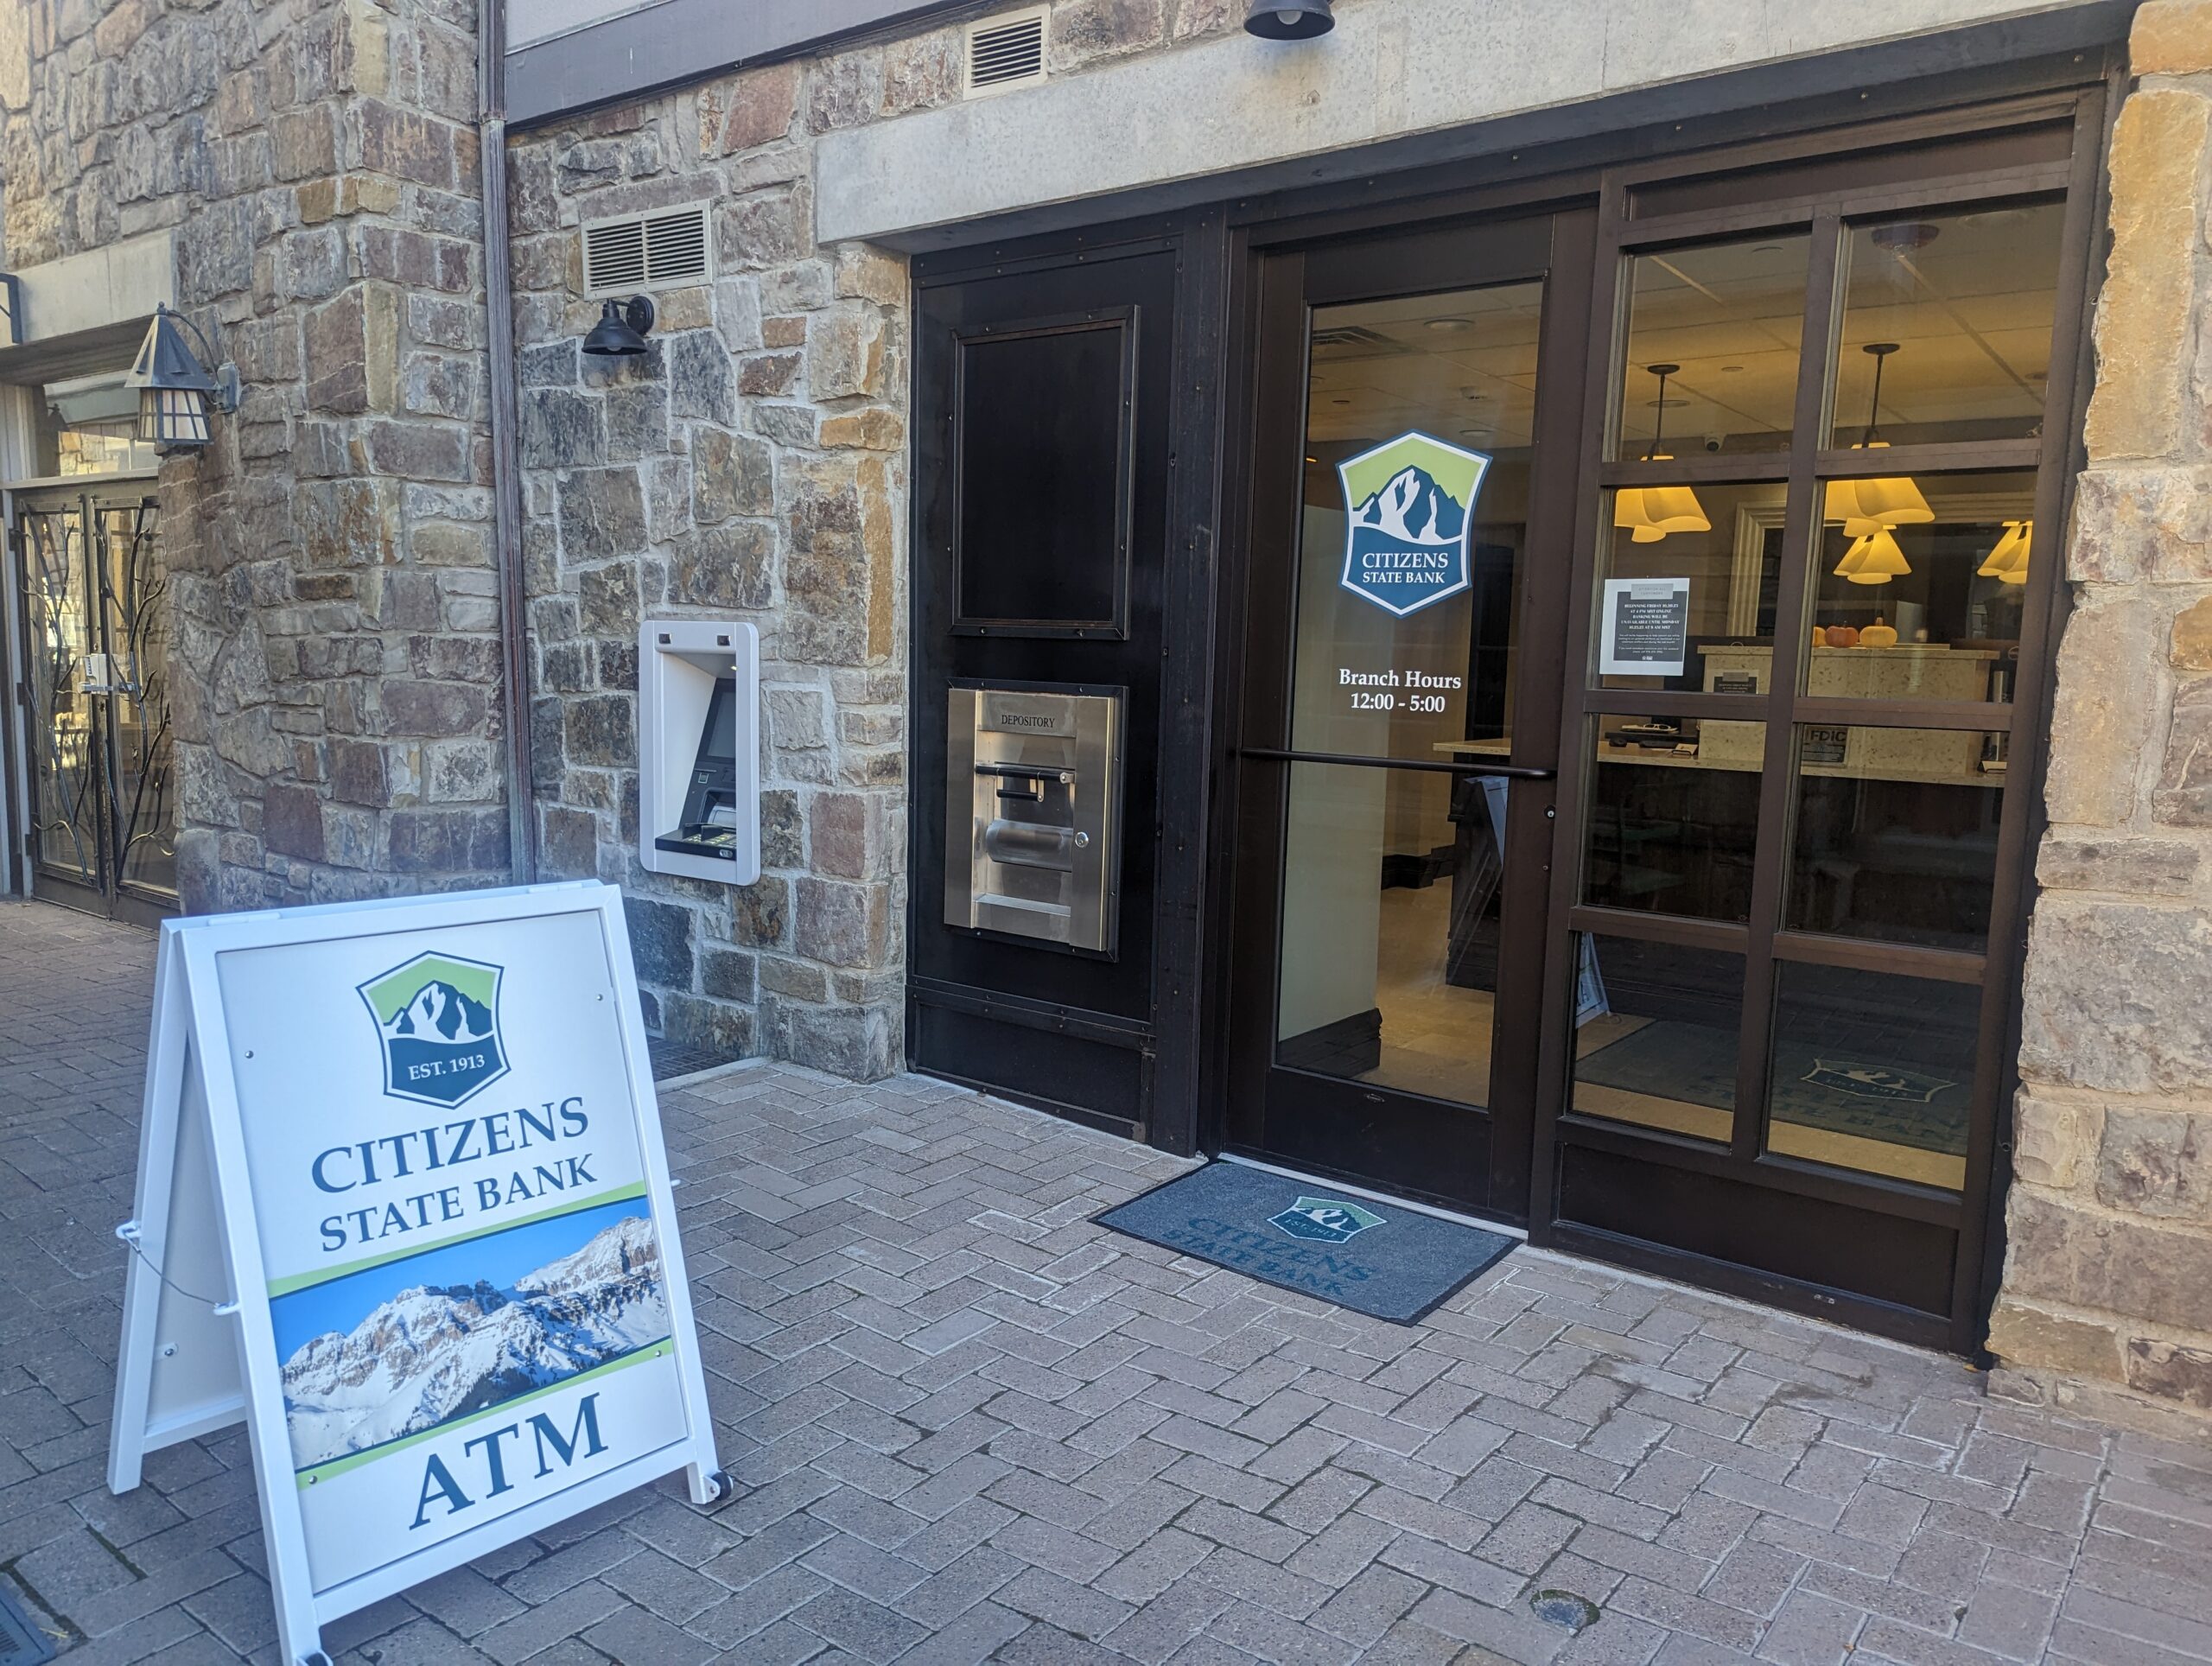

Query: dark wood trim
[1543,1221,1955,1351]
[1557,1112,1964,1226]
[1812,440,2044,477]
[1770,931,1986,985]
[1146,207,1232,1159]
[1567,906,1751,954]
[1733,209,1840,1166]
[909,975,1154,1049]
[1599,455,1791,486]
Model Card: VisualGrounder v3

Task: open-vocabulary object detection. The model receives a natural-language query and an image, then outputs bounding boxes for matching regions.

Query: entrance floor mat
[1096,1161,1515,1325]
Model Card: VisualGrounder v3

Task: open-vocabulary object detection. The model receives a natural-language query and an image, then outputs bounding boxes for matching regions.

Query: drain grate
[0,1583,56,1666]
[647,1035,742,1083]
[1529,1589,1601,1635]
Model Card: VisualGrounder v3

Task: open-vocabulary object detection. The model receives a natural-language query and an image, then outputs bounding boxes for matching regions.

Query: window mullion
[1732,211,1845,1166]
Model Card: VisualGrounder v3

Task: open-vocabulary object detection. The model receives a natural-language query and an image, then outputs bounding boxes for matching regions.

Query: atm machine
[639,619,760,885]
[944,682,1124,955]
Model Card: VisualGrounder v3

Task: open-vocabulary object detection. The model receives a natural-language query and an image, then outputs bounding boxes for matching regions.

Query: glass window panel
[1829,202,2065,447]
[1786,725,2005,952]
[1294,283,1545,761]
[1598,483,1790,690]
[1278,761,1518,1107]
[1809,469,2035,701]
[1616,235,1808,461]
[1572,933,1742,1145]
[1583,716,1763,921]
[1765,960,1979,1191]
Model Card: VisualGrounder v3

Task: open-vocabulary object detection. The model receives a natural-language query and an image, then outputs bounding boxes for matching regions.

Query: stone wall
[1991,0,2212,1421]
[0,0,507,912]
[503,1,1242,1078]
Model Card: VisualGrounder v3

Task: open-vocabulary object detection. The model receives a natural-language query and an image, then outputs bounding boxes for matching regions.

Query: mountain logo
[1335,431,1491,617]
[1269,1195,1385,1244]
[357,951,509,1107]
[1803,1059,1953,1103]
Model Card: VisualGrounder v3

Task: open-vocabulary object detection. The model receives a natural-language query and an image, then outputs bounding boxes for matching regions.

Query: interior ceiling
[1302,203,2060,461]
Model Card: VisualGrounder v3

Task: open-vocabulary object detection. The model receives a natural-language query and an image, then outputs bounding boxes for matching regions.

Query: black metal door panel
[909,244,1179,1134]
[15,487,175,922]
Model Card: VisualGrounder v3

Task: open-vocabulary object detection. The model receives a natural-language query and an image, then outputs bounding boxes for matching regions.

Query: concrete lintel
[9,231,174,347]
[817,0,2115,248]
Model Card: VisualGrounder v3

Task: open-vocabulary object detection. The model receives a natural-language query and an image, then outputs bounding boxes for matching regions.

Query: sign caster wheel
[302,1653,334,1666]
[707,1470,735,1504]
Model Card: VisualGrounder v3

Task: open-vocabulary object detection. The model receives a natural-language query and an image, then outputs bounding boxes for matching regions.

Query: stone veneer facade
[1988,0,2212,1421]
[502,0,1243,1076]
[3,0,514,910]
[11,0,2212,1423]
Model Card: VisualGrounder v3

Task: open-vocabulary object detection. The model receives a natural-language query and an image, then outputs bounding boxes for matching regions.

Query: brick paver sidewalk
[3,900,2209,1665]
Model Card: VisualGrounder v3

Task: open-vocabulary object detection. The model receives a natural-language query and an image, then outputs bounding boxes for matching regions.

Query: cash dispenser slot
[945,684,1123,955]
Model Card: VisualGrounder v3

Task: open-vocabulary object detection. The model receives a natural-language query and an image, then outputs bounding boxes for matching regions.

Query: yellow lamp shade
[1824,474,1936,537]
[1822,441,1934,537]
[1841,528,1910,585]
[1614,483,1711,543]
[1979,519,2031,582]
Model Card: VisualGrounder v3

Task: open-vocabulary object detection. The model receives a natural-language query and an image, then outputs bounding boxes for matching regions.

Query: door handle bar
[1238,746,1554,781]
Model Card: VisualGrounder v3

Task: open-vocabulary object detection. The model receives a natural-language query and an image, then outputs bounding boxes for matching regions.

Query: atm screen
[702,678,737,760]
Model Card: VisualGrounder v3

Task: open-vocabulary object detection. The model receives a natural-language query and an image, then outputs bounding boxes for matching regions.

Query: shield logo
[1268,1196,1385,1243]
[1336,430,1491,618]
[358,951,509,1108]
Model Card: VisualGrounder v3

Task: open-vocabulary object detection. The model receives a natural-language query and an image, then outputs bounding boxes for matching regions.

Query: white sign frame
[1598,575,1692,677]
[108,881,726,1666]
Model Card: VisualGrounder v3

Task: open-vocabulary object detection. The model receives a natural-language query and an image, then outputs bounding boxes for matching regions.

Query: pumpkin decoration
[1825,624,1860,648]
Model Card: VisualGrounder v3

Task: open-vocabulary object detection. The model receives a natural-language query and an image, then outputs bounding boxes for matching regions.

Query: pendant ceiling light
[1613,364,1711,544]
[1978,518,2032,585]
[1838,528,1910,585]
[1825,341,1932,543]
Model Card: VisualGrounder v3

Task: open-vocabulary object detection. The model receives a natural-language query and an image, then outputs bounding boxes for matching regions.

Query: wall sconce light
[125,304,240,453]
[583,295,656,357]
[1244,0,1334,39]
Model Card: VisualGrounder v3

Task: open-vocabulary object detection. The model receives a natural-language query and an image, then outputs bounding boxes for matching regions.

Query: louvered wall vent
[582,205,713,298]
[966,7,1048,98]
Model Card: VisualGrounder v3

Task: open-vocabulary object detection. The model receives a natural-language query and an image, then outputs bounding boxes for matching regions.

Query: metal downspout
[478,0,537,881]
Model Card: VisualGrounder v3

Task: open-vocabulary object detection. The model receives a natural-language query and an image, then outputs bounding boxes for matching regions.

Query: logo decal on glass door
[1336,430,1491,618]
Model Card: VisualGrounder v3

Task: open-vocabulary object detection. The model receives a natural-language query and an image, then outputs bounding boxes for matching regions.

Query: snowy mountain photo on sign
[275,1202,669,1472]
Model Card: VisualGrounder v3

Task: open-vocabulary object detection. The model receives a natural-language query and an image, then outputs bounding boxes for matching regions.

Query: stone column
[4,0,510,912]
[1991,0,2212,1422]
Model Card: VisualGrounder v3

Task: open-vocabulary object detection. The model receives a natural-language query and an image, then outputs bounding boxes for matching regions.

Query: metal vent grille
[966,8,1047,97]
[582,205,712,297]
[1311,325,1395,353]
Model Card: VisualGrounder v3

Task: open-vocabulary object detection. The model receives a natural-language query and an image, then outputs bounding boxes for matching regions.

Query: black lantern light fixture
[1243,0,1333,38]
[582,295,656,357]
[125,303,240,453]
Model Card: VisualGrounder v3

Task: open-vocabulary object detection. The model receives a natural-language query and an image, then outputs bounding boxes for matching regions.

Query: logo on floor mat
[1802,1059,1952,1103]
[1268,1196,1384,1243]
[358,951,508,1107]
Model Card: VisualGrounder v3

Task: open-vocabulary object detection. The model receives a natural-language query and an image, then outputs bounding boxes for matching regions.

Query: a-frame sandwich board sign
[108,881,727,1666]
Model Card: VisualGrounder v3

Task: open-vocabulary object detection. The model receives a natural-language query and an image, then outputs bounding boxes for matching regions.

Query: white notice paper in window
[1599,577,1691,677]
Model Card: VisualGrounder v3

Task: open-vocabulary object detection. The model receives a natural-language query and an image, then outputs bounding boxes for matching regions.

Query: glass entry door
[16,486,176,923]
[1224,212,1594,1222]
